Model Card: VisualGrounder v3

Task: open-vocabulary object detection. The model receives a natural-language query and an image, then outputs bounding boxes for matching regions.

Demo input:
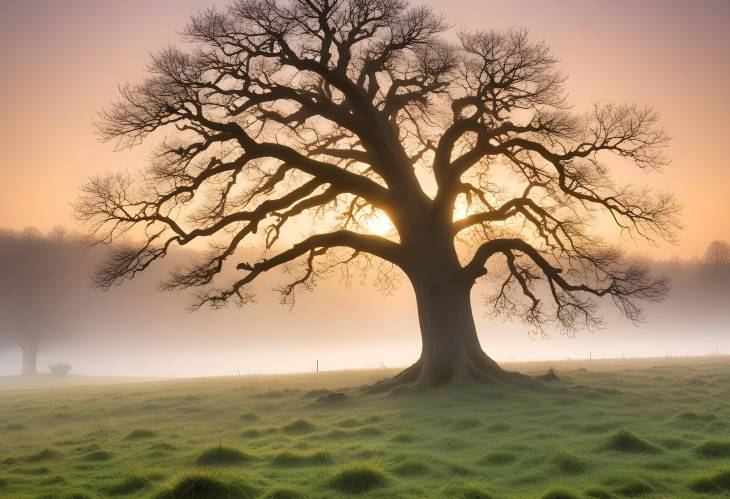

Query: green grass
[271,450,332,467]
[601,429,661,453]
[0,357,728,498]
[194,445,254,466]
[695,440,730,458]
[689,468,730,493]
[326,463,387,493]
[104,475,152,495]
[125,429,157,440]
[152,472,258,498]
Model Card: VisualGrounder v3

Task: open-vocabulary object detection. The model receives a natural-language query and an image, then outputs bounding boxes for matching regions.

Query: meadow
[0,357,729,498]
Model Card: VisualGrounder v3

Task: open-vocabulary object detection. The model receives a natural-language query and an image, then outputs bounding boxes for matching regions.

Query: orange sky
[1,0,729,258]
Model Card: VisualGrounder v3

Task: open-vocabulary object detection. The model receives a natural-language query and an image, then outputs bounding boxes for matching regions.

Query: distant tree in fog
[0,228,88,375]
[704,240,730,265]
[76,0,679,390]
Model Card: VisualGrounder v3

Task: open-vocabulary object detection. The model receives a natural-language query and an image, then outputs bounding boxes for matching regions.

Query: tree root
[362,353,558,396]
[362,360,422,395]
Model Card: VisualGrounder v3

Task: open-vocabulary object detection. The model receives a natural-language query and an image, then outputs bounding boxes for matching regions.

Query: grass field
[1,357,729,498]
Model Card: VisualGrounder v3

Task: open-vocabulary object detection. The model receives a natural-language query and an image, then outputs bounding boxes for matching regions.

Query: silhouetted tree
[0,228,85,375]
[76,0,679,389]
[704,240,730,265]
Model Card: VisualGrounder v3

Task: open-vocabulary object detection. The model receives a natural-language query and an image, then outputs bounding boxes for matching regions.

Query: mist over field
[0,239,727,378]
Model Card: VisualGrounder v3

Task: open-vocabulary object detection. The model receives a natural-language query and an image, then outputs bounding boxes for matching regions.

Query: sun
[364,210,395,235]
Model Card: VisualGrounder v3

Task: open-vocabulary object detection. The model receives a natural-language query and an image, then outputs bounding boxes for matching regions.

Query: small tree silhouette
[704,240,729,265]
[0,228,83,375]
[76,0,679,390]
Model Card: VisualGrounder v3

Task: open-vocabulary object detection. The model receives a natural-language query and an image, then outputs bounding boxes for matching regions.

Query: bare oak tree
[76,0,679,390]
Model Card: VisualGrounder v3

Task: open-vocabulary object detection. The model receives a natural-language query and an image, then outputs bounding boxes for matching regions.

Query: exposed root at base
[362,356,559,396]
[361,361,422,395]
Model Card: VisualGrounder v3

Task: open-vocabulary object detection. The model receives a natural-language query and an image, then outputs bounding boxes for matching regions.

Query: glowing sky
[1,0,728,257]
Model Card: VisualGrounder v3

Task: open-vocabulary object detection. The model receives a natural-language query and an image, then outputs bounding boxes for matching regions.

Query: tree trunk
[365,272,528,394]
[21,342,38,376]
[411,276,508,387]
[363,223,535,394]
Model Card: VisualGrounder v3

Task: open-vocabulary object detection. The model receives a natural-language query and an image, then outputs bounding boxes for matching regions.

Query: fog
[1,231,727,378]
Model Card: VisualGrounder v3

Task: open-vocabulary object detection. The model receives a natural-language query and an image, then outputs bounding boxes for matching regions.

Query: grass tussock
[314,391,349,404]
[389,432,417,443]
[105,475,151,496]
[689,468,730,493]
[261,487,306,499]
[353,426,383,437]
[82,450,113,461]
[239,412,259,422]
[271,450,332,467]
[38,494,92,499]
[39,474,65,485]
[391,458,432,476]
[695,440,730,458]
[241,428,263,439]
[337,418,361,428]
[150,442,178,451]
[195,445,253,466]
[440,482,495,498]
[659,436,691,449]
[583,486,613,498]
[125,429,156,440]
[602,430,661,453]
[479,451,518,466]
[25,448,64,462]
[541,488,581,499]
[327,463,387,494]
[16,466,50,475]
[281,419,316,435]
[452,417,482,430]
[153,473,257,499]
[670,410,715,424]
[552,450,589,474]
[486,422,511,432]
[323,429,348,439]
[612,477,654,496]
